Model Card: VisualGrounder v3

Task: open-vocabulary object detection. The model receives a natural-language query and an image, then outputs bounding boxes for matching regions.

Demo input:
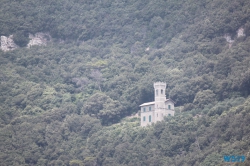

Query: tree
[83,93,124,124]
[69,160,84,166]
[13,31,30,47]
[90,69,103,91]
[193,90,216,108]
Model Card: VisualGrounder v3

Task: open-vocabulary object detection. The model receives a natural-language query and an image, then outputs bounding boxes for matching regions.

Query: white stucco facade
[140,82,175,127]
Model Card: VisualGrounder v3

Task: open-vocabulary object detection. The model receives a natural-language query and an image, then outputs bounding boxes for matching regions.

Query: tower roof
[154,82,166,86]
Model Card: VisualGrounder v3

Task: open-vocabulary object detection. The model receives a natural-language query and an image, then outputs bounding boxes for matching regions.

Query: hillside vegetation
[0,0,250,165]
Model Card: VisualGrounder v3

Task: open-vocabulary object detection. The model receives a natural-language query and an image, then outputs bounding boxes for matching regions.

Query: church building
[140,82,175,127]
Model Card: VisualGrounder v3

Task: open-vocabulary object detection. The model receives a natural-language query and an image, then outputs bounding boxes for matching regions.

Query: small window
[168,105,171,110]
[143,108,146,112]
[149,115,151,122]
[156,90,158,96]
[149,106,151,111]
[168,114,171,116]
[143,116,146,121]
[161,89,163,94]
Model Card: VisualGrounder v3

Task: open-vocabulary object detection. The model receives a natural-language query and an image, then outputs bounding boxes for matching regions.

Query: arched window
[161,89,163,94]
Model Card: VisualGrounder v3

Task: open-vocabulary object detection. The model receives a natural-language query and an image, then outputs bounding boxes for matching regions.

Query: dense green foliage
[1,0,250,165]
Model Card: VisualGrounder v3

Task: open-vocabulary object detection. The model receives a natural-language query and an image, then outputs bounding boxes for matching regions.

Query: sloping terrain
[0,0,250,165]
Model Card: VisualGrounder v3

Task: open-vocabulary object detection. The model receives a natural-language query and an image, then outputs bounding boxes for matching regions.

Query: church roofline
[140,99,175,107]
[139,101,155,107]
[166,98,176,104]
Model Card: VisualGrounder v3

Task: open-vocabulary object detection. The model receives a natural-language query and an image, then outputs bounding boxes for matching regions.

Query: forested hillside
[1,0,250,165]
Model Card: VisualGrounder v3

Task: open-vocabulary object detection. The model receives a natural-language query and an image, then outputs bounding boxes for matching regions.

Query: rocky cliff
[0,35,19,51]
[27,32,51,48]
[1,32,51,51]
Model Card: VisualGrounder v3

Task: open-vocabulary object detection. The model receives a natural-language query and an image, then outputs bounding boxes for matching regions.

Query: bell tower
[154,82,166,121]
[154,82,166,102]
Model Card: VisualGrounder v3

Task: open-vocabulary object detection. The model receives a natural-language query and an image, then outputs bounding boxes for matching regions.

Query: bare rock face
[27,32,51,48]
[224,34,234,43]
[237,27,245,38]
[224,34,234,48]
[0,32,51,51]
[224,27,246,48]
[0,35,19,51]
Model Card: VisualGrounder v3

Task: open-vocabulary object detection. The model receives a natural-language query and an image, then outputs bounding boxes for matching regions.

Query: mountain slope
[0,0,250,165]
